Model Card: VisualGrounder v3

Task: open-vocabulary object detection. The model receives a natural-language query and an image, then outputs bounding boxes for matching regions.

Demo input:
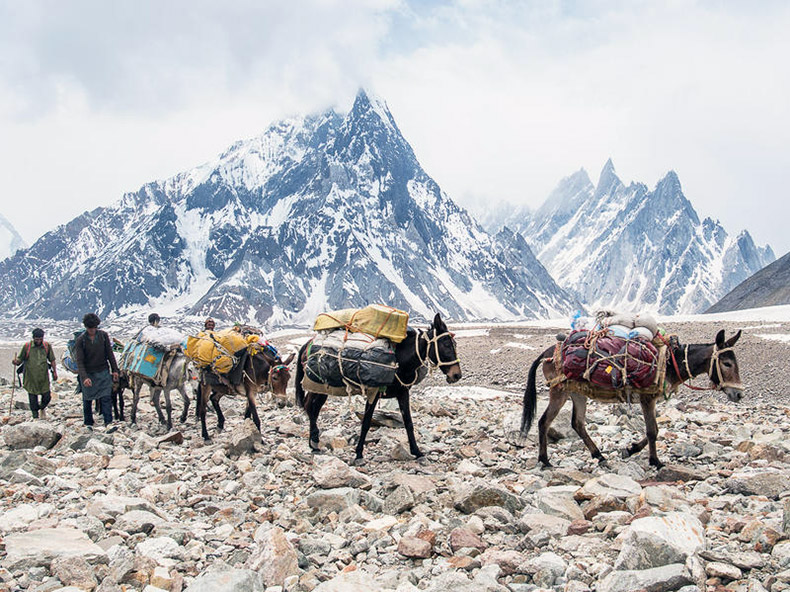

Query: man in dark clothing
[12,328,58,419]
[74,313,119,432]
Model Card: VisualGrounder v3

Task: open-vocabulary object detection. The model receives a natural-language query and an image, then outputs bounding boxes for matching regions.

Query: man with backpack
[74,313,119,432]
[12,328,58,420]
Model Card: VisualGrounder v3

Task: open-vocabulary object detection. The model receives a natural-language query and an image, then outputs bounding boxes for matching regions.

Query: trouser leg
[83,398,94,426]
[28,393,40,418]
[99,395,113,425]
[40,392,51,410]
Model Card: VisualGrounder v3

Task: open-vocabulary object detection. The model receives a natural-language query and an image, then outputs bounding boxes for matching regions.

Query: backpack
[62,329,86,374]
[17,340,54,385]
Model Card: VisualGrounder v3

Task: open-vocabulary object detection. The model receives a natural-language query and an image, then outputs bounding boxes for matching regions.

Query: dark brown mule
[196,349,294,440]
[520,329,743,468]
[295,313,462,462]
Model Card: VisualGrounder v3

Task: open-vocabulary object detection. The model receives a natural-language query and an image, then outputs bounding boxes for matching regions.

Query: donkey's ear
[715,329,726,348]
[724,330,742,348]
[433,313,447,332]
[283,352,295,365]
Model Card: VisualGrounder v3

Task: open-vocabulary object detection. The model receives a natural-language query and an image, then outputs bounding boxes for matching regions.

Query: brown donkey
[520,329,743,468]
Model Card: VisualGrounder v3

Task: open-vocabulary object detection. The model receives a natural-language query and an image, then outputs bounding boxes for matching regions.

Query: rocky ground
[0,318,789,592]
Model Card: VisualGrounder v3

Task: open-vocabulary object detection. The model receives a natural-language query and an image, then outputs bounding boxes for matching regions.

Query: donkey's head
[427,313,462,384]
[269,352,295,397]
[712,329,744,402]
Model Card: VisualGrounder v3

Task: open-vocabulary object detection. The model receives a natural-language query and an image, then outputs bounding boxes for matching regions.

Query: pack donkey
[295,313,462,462]
[196,347,294,440]
[129,352,192,431]
[520,329,743,468]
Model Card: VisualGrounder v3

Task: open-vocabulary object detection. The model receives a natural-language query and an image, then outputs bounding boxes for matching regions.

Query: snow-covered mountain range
[485,160,775,315]
[0,214,26,262]
[0,90,579,325]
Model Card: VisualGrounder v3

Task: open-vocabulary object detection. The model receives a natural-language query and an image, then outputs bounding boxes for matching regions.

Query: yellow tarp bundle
[186,329,258,374]
[312,304,409,343]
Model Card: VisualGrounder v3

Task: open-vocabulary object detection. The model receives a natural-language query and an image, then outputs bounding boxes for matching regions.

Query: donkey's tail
[520,351,546,436]
[294,342,309,410]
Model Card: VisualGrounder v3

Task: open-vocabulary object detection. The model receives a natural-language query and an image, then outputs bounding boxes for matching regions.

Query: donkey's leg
[151,387,167,425]
[570,393,605,463]
[305,393,327,451]
[245,387,261,432]
[211,393,225,432]
[131,382,142,425]
[355,393,382,462]
[163,388,174,431]
[178,384,190,423]
[640,396,663,468]
[197,383,210,440]
[623,436,648,458]
[538,388,568,467]
[395,389,422,459]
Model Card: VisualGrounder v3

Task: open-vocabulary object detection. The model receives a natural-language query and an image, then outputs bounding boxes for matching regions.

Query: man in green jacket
[12,328,58,420]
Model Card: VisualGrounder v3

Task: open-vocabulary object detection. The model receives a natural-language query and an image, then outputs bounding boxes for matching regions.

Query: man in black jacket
[74,313,119,432]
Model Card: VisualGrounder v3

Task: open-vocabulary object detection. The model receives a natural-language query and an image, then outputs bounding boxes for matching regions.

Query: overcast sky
[1,0,788,256]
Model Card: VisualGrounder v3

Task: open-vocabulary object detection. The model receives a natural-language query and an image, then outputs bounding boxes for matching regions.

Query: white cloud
[1,0,788,256]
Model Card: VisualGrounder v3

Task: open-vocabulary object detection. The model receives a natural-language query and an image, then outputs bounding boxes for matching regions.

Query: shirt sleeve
[47,344,55,363]
[74,335,88,382]
[16,345,26,362]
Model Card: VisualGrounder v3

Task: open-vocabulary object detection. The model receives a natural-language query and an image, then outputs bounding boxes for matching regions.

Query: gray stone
[50,555,98,590]
[518,513,571,537]
[398,536,432,558]
[383,484,415,515]
[598,563,692,592]
[312,456,371,489]
[246,526,299,587]
[184,565,263,592]
[535,488,584,522]
[454,484,525,515]
[2,421,62,449]
[87,495,159,521]
[4,527,107,570]
[773,540,790,568]
[306,487,383,514]
[226,419,263,457]
[113,510,165,535]
[726,469,790,499]
[313,570,379,591]
[135,537,183,562]
[614,513,705,571]
[0,503,55,532]
[576,473,642,500]
[0,449,57,479]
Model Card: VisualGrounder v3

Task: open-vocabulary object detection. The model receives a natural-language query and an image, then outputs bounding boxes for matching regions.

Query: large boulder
[226,419,263,457]
[4,527,107,570]
[246,525,299,587]
[726,469,790,499]
[454,484,525,515]
[0,450,56,480]
[614,513,705,571]
[2,421,62,449]
[313,455,371,489]
[598,564,693,592]
[184,565,263,592]
[575,473,642,500]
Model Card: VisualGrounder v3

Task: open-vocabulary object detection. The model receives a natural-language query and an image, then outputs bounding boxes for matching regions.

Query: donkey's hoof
[352,457,366,466]
[539,457,552,469]
[309,439,320,452]
[620,448,632,459]
[649,458,665,469]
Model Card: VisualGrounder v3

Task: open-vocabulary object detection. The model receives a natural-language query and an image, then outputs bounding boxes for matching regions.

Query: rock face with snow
[0,213,27,262]
[706,250,790,313]
[491,160,774,314]
[0,90,577,324]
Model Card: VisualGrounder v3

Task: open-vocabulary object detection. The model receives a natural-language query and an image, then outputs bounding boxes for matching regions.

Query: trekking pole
[4,363,16,422]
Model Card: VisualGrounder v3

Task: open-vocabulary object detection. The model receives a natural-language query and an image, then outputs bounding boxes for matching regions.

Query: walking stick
[4,363,16,422]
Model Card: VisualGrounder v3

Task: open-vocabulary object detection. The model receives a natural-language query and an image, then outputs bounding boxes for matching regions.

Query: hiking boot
[105,424,119,434]
[39,409,47,420]
[85,425,94,432]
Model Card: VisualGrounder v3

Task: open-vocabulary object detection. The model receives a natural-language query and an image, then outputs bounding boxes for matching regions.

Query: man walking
[74,313,119,432]
[12,328,57,420]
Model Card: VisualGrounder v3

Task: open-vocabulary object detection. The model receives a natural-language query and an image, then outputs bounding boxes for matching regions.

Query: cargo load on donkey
[558,310,668,395]
[186,328,261,390]
[303,305,409,399]
[119,326,185,385]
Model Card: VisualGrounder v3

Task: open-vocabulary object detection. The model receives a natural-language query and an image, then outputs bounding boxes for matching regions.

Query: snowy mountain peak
[595,158,623,197]
[0,94,577,324]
